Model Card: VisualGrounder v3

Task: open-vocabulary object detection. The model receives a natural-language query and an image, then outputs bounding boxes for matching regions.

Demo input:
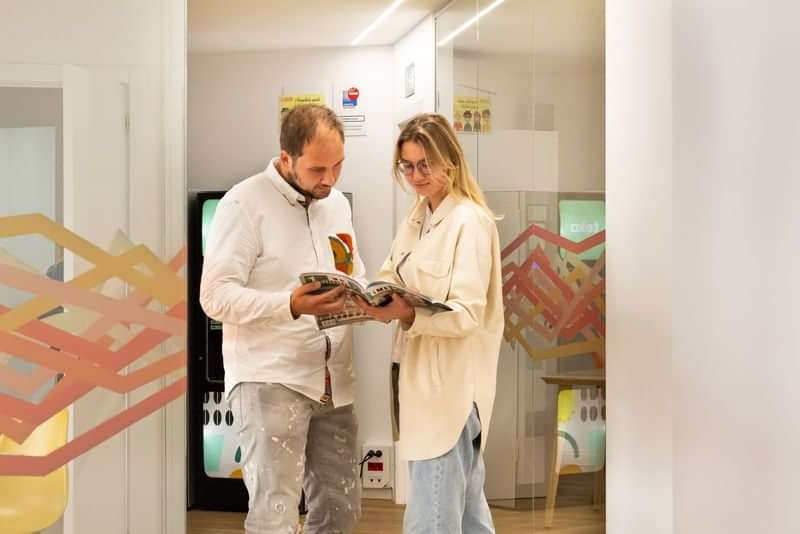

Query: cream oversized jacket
[376,195,504,461]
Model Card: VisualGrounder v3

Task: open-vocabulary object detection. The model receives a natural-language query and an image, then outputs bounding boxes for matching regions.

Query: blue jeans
[404,404,495,534]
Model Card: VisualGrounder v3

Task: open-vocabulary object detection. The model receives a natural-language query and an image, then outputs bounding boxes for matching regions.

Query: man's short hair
[280,104,344,158]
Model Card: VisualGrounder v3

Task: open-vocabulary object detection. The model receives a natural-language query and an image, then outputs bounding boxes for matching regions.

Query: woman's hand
[355,293,415,327]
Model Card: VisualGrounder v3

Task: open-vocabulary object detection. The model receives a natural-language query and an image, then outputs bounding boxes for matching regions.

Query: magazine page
[298,272,452,328]
[314,296,371,329]
[369,284,452,313]
[299,272,366,296]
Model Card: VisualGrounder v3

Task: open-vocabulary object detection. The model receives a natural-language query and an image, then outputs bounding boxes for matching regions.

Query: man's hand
[290,282,347,318]
[354,293,415,327]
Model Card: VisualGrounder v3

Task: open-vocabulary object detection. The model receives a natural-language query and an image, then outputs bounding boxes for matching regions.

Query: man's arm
[199,198,294,325]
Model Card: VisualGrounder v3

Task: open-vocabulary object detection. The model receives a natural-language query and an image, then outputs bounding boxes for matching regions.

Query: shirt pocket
[415,259,452,302]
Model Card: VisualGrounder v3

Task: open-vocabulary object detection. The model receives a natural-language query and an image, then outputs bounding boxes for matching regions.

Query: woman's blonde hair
[393,113,495,217]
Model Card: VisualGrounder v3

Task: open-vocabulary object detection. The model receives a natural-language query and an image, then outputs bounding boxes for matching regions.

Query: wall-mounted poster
[453,96,492,134]
[279,93,325,122]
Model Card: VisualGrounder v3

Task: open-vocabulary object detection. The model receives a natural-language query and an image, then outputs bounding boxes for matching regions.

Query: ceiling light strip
[436,0,506,47]
[351,0,407,46]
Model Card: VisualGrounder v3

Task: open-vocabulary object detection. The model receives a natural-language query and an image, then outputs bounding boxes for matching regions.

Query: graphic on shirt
[329,233,354,275]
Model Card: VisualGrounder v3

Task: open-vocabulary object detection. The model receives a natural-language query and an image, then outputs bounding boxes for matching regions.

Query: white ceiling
[189,0,604,58]
[439,0,604,57]
[188,0,450,53]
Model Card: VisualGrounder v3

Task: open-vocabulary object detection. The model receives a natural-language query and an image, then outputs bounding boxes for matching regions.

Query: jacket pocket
[416,259,451,302]
[430,338,442,389]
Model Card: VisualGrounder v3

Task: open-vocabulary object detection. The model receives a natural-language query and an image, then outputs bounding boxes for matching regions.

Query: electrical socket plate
[362,443,393,489]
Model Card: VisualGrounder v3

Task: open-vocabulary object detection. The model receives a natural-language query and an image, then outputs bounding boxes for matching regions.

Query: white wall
[606,1,672,532]
[609,1,800,533]
[189,47,398,497]
[671,1,800,532]
[392,16,436,128]
[0,1,186,533]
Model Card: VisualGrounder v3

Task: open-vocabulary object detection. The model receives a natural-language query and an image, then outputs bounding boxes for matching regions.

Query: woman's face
[399,141,448,204]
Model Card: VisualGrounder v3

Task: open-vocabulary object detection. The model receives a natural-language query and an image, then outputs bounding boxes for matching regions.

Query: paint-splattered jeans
[231,382,361,534]
[404,404,495,534]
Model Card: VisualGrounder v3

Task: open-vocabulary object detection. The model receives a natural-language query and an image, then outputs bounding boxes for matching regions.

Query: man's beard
[286,169,332,200]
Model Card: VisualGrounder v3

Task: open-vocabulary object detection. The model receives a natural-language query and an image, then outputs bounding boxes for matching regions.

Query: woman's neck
[428,192,446,213]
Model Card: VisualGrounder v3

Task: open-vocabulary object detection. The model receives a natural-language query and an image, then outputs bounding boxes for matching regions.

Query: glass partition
[0,2,186,533]
[436,1,606,530]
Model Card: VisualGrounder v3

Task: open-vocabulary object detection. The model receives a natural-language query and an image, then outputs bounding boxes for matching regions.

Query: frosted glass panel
[436,1,606,530]
[0,127,56,308]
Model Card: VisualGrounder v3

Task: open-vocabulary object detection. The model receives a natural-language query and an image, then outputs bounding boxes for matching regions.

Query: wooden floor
[188,499,605,533]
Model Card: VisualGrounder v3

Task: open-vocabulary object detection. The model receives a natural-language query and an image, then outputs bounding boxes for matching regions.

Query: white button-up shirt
[199,159,365,406]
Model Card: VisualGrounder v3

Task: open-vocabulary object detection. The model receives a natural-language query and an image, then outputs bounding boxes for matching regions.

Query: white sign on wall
[339,114,367,137]
[335,83,368,137]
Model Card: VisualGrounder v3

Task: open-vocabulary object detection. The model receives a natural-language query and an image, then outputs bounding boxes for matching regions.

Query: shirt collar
[265,158,307,207]
[407,194,457,228]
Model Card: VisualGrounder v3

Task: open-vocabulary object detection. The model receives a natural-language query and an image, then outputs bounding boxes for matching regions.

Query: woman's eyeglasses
[396,159,431,177]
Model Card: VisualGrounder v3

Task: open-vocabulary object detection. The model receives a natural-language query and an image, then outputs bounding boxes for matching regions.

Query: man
[200,105,364,534]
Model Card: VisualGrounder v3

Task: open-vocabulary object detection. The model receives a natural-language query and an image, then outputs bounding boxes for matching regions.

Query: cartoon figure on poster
[453,96,492,134]
[481,108,491,132]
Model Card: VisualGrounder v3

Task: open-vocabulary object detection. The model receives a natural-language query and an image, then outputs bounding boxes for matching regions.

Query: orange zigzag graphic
[0,213,188,475]
[500,222,606,365]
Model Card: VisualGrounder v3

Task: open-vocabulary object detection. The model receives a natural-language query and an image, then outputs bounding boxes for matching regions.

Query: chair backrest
[0,409,68,454]
[557,386,606,474]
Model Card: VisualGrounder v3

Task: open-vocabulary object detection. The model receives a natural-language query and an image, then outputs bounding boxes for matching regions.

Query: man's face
[283,126,345,200]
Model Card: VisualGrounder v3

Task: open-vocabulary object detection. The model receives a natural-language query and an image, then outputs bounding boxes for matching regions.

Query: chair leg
[544,464,560,528]
[593,468,604,511]
[544,386,564,529]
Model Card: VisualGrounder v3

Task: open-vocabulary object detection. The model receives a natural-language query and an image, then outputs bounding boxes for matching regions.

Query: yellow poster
[279,94,325,121]
[453,96,492,134]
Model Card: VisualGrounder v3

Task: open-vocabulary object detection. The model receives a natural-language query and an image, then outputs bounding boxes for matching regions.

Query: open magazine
[299,271,452,330]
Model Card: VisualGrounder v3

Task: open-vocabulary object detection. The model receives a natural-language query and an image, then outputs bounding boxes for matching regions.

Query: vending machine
[186,190,248,511]
[187,190,351,511]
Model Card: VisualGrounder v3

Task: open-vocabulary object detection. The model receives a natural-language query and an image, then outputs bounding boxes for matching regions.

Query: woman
[356,113,504,533]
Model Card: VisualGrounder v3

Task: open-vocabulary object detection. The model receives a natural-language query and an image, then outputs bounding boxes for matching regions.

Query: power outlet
[361,444,393,489]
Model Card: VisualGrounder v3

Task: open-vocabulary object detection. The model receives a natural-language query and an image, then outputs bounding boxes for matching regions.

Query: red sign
[347,87,360,100]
